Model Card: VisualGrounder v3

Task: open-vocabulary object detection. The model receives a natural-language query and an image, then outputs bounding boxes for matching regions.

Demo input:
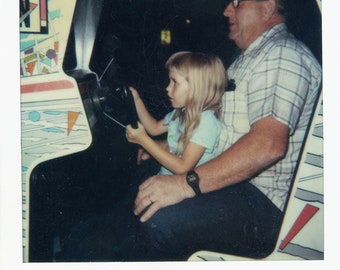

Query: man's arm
[197,115,289,192]
[134,116,289,222]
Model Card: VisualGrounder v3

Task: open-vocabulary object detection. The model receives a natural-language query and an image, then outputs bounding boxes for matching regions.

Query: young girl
[126,51,226,175]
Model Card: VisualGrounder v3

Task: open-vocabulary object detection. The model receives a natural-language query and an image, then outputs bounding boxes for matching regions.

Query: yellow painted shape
[67,111,80,135]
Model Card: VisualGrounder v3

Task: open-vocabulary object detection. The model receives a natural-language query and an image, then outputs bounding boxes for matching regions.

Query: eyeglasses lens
[232,0,239,8]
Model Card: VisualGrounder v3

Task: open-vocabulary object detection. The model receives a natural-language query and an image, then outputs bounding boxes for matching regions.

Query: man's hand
[134,174,194,222]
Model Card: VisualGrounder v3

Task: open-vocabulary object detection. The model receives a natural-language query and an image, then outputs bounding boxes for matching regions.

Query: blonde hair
[165,51,226,155]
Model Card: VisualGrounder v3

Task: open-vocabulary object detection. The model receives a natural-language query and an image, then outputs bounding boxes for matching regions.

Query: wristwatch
[186,170,202,196]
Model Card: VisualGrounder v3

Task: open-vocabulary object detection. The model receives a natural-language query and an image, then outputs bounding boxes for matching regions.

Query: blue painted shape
[42,128,65,133]
[29,111,41,122]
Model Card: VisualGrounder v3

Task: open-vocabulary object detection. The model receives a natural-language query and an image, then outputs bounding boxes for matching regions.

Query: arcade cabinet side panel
[20,0,92,262]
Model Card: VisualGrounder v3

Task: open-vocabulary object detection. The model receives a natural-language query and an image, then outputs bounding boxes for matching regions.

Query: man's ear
[262,0,277,20]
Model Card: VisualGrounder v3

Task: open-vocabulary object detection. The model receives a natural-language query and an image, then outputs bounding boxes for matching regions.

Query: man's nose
[223,2,233,17]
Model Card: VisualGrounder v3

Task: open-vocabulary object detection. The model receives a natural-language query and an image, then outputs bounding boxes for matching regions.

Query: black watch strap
[186,170,202,195]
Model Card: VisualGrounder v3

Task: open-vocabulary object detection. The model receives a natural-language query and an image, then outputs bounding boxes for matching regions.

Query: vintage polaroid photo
[2,0,338,270]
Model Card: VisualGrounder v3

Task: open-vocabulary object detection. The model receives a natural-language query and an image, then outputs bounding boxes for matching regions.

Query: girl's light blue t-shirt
[159,109,221,175]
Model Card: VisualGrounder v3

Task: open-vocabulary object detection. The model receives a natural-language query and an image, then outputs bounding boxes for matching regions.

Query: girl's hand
[126,122,148,145]
[129,86,140,102]
[137,148,151,165]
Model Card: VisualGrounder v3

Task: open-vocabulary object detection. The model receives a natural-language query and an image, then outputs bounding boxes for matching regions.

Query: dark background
[65,0,322,118]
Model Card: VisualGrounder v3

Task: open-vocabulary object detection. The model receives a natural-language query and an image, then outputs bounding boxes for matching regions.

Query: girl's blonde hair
[165,51,226,155]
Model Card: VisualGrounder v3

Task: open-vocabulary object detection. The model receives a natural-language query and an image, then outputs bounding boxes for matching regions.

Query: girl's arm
[126,123,205,174]
[136,140,168,165]
[129,87,167,136]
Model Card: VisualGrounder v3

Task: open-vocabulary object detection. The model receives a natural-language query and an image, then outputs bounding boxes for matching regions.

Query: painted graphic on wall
[20,0,48,34]
[20,0,92,261]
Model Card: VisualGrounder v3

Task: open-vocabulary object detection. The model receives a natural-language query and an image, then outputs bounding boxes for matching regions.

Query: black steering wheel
[121,85,139,129]
[90,82,139,129]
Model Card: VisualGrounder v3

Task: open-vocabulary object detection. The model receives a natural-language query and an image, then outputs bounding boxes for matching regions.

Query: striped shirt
[216,23,322,211]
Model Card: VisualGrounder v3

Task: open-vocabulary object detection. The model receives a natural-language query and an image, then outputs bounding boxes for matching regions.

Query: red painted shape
[21,80,75,93]
[40,0,47,20]
[279,204,319,250]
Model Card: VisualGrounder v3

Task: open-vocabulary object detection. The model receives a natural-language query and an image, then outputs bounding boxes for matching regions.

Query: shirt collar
[243,23,287,54]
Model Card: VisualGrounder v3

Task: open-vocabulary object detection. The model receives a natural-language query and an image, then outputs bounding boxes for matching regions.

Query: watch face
[186,171,201,195]
[187,173,197,183]
[188,174,196,182]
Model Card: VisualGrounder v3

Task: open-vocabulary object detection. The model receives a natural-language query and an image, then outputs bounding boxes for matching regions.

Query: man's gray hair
[276,0,287,17]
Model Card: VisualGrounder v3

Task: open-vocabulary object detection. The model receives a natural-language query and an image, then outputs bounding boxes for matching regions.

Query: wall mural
[20,0,92,261]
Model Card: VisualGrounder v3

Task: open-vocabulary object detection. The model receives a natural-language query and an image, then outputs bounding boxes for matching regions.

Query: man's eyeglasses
[231,0,268,9]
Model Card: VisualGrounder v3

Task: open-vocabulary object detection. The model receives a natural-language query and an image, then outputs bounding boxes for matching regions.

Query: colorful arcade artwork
[20,0,61,76]
[20,0,92,262]
[20,0,48,34]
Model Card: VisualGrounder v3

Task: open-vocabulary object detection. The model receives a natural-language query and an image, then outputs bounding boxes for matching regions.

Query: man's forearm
[194,116,289,193]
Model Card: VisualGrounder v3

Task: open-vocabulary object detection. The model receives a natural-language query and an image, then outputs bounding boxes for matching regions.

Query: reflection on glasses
[231,0,268,9]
